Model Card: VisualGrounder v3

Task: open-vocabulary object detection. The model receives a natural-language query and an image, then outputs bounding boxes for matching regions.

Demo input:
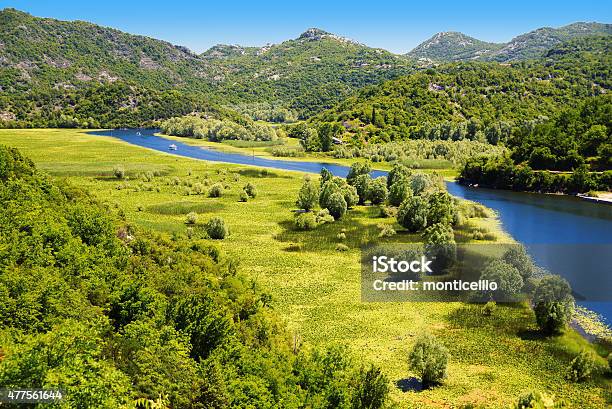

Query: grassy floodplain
[0,128,610,408]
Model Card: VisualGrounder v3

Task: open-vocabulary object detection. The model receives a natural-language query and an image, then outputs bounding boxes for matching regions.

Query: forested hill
[407,22,611,62]
[312,35,611,143]
[199,27,413,118]
[0,9,413,126]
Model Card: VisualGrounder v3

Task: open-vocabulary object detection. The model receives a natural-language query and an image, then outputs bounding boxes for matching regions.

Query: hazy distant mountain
[406,32,503,62]
[407,22,612,62]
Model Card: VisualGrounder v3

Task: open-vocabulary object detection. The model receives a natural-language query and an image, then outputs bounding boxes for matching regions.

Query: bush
[378,224,396,238]
[185,212,198,225]
[351,365,389,409]
[341,184,359,209]
[379,206,397,218]
[192,183,206,195]
[337,232,346,240]
[113,165,125,179]
[481,301,496,316]
[566,350,597,382]
[367,177,388,205]
[296,178,319,211]
[209,183,224,198]
[514,391,559,409]
[408,333,449,386]
[327,192,347,220]
[243,182,257,198]
[206,217,228,239]
[608,352,612,372]
[316,209,335,225]
[295,212,317,231]
[239,190,249,202]
[335,243,349,252]
[397,196,428,232]
[533,275,574,334]
[387,163,411,189]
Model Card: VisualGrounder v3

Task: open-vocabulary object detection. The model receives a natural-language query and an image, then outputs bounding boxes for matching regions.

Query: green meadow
[0,128,609,408]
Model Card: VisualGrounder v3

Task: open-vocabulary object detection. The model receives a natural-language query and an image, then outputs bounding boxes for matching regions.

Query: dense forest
[0,145,390,408]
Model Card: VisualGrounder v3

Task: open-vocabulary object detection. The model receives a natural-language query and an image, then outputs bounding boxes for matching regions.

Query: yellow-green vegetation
[1,128,610,408]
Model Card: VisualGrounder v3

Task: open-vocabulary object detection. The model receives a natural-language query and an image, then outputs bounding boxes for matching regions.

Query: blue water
[91,129,612,323]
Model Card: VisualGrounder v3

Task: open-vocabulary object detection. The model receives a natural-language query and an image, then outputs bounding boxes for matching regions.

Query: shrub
[533,275,574,334]
[316,209,335,225]
[397,196,428,232]
[378,224,396,238]
[113,165,125,179]
[243,182,257,198]
[351,365,389,409]
[408,333,449,386]
[566,350,597,382]
[367,177,388,205]
[514,391,559,409]
[337,232,346,240]
[608,352,611,372]
[335,243,349,252]
[209,183,224,198]
[206,217,228,239]
[185,212,198,225]
[296,178,319,211]
[379,206,397,218]
[409,172,431,195]
[426,191,455,226]
[327,192,347,220]
[192,183,205,195]
[295,212,317,231]
[389,180,412,207]
[239,190,249,202]
[481,301,496,316]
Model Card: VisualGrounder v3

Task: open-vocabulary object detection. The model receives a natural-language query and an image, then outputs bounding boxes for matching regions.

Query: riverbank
[578,192,612,205]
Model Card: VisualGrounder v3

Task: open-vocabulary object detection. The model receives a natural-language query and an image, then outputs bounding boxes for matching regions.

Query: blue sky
[1,1,610,53]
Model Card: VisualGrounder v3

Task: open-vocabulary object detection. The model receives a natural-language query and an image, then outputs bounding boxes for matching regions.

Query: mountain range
[407,22,612,62]
[0,8,610,127]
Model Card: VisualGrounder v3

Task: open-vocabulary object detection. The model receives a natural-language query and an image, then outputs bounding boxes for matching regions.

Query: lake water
[91,129,612,322]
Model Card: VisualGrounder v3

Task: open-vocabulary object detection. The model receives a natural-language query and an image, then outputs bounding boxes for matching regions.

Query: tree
[409,172,430,196]
[480,260,523,300]
[426,191,455,226]
[353,174,372,205]
[319,178,343,209]
[296,178,319,211]
[502,245,535,280]
[388,179,412,207]
[397,196,428,232]
[317,122,343,152]
[367,177,388,205]
[533,275,574,334]
[347,162,371,185]
[320,167,333,186]
[341,184,359,208]
[423,223,456,273]
[387,163,411,189]
[327,192,347,220]
[408,333,449,387]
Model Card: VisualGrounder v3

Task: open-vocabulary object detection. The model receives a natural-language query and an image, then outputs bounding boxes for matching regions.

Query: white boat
[168,144,178,151]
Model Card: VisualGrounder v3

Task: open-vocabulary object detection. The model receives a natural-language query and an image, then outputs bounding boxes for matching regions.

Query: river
[90,129,612,322]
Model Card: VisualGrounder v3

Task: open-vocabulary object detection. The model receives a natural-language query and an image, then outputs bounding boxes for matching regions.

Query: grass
[0,128,610,408]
